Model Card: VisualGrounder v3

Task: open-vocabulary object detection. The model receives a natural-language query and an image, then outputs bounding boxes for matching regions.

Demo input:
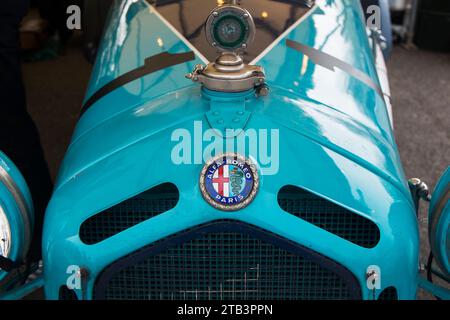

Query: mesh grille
[59,285,78,300]
[378,287,398,300]
[96,222,360,300]
[278,185,380,248]
[80,183,179,244]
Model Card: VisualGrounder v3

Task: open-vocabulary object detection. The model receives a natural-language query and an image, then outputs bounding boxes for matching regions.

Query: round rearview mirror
[0,152,34,276]
[429,167,450,277]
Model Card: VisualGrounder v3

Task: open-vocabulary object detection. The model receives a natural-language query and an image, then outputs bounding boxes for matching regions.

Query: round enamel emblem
[200,153,259,211]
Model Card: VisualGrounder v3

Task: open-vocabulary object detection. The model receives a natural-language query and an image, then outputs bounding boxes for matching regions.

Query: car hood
[42,0,420,300]
[54,0,411,215]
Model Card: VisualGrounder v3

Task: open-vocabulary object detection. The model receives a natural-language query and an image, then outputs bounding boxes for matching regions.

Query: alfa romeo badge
[200,153,259,211]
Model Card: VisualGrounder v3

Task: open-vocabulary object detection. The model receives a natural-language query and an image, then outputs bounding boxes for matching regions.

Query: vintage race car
[1,0,449,300]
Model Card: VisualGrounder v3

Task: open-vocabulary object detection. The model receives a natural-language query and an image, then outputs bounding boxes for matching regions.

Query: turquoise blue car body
[0,0,446,300]
[35,0,424,299]
[429,167,450,278]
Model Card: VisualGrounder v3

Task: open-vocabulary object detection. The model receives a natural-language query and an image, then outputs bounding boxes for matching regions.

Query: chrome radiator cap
[186,52,266,93]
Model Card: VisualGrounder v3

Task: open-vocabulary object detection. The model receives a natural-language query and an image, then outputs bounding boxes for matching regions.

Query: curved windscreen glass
[150,0,315,62]
[0,206,11,259]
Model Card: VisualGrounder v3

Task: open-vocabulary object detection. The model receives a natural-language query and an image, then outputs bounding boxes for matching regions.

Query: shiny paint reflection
[43,0,419,299]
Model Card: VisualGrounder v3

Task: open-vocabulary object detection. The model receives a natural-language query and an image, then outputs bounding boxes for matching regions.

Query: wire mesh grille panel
[377,287,398,300]
[59,285,78,300]
[79,183,179,244]
[278,185,380,248]
[96,222,360,300]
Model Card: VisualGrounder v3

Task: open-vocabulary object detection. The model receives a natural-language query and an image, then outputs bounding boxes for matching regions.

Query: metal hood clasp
[186,52,268,96]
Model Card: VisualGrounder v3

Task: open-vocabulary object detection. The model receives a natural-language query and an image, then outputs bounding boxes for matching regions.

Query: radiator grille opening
[59,285,78,300]
[79,183,179,244]
[94,221,361,300]
[278,185,380,248]
[378,286,398,300]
